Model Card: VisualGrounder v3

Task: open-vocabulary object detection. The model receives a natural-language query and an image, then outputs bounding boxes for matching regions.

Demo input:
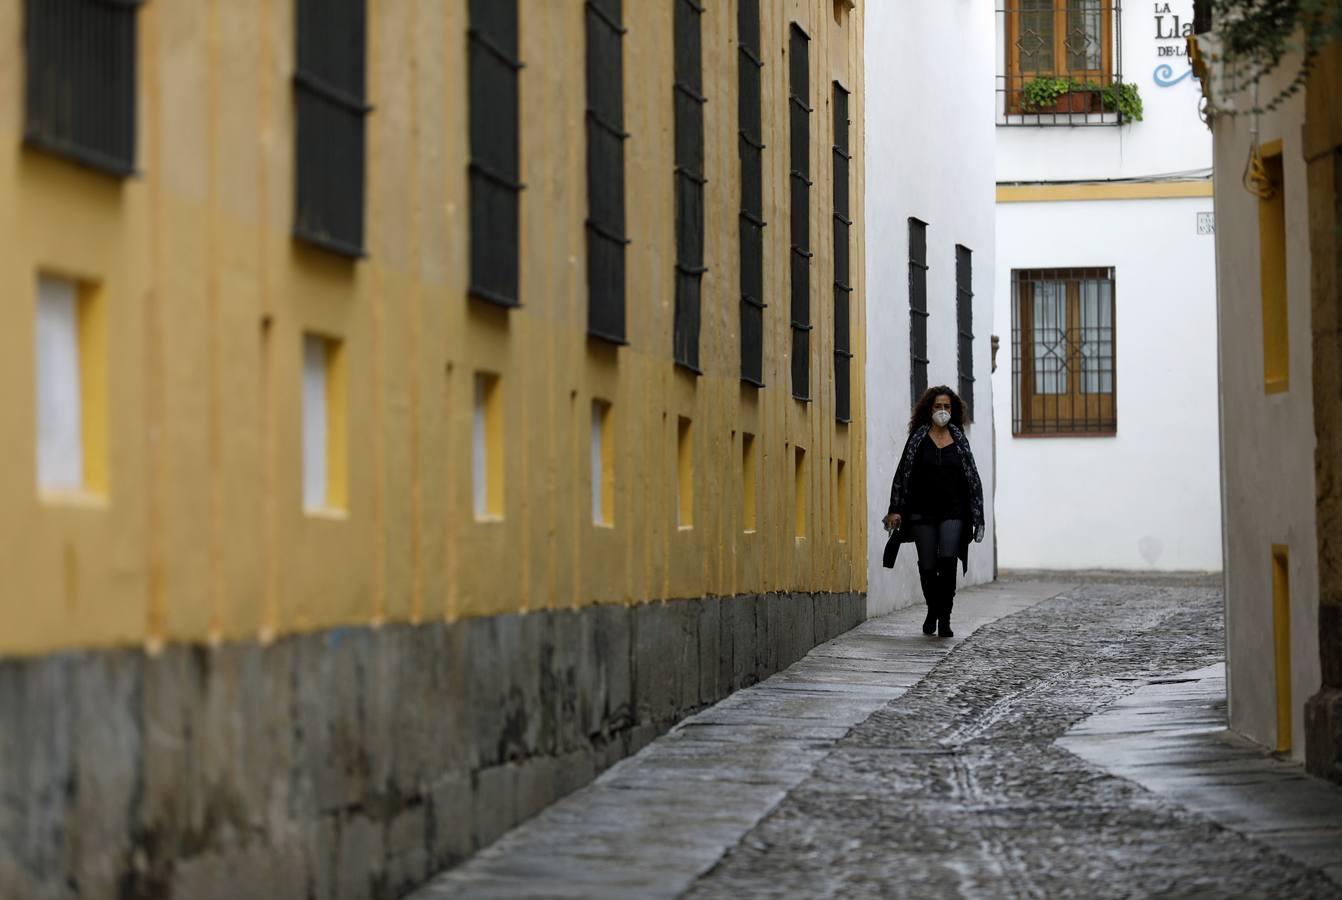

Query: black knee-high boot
[918,568,938,635]
[936,561,957,637]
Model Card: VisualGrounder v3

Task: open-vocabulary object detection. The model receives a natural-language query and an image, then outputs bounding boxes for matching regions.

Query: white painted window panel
[1032,280,1068,395]
[302,336,328,510]
[1080,279,1114,394]
[36,276,84,491]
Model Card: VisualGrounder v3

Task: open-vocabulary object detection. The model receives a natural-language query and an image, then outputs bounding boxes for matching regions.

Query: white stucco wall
[1207,61,1319,760]
[992,196,1222,571]
[864,2,997,616]
[991,0,1221,573]
[996,0,1212,182]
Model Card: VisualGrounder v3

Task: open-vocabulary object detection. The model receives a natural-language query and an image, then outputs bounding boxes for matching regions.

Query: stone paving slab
[1058,662,1342,886]
[408,581,1063,899]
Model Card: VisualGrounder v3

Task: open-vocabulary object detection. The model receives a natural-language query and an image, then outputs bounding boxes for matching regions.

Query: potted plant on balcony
[1021,77,1096,114]
[1020,78,1144,121]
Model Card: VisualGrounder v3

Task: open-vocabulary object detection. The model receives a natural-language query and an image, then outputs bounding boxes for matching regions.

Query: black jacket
[882,424,985,573]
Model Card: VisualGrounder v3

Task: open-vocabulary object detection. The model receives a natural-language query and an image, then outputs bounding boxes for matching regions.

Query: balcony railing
[997,1,1127,126]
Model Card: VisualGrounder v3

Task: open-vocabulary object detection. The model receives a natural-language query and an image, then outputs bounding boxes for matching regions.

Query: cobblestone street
[416,580,1342,899]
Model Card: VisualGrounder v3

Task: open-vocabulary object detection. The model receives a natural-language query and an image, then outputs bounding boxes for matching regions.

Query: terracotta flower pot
[1045,90,1096,114]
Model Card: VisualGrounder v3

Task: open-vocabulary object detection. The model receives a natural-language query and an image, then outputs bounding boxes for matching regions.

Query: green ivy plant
[1021,78,1145,122]
[1209,0,1342,114]
[1103,82,1145,121]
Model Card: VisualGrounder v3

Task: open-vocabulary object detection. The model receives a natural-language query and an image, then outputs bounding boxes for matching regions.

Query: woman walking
[882,386,985,637]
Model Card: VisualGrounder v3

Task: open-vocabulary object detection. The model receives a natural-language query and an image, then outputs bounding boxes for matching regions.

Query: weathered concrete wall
[0,591,864,899]
[1203,38,1320,760]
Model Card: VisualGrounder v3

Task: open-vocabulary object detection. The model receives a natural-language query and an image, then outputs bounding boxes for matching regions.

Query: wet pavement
[412,579,1342,899]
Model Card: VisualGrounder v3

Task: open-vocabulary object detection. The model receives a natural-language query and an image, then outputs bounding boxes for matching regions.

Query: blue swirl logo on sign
[1154,63,1193,87]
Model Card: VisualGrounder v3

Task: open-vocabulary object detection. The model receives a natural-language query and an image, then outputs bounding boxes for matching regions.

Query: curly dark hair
[908,385,965,434]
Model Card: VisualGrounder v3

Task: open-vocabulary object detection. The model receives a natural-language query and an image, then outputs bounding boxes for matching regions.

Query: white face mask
[932,409,952,427]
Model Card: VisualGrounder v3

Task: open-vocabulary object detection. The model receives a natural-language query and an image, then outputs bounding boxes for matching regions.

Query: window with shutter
[294,0,370,258]
[908,219,929,403]
[24,0,140,176]
[1000,1,1123,125]
[673,0,706,371]
[1011,267,1117,435]
[738,0,766,387]
[468,0,523,307]
[585,0,629,344]
[789,24,812,402]
[956,245,975,422]
[832,82,852,424]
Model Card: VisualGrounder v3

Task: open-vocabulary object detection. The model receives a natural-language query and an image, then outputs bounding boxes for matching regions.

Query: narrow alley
[414,579,1342,899]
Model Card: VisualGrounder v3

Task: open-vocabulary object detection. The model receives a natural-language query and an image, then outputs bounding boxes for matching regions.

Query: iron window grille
[956,245,975,422]
[832,82,853,425]
[997,1,1127,126]
[908,219,929,403]
[1011,267,1117,436]
[673,0,707,373]
[738,0,766,388]
[24,0,140,177]
[585,0,630,345]
[788,24,812,403]
[294,0,370,257]
[468,0,523,308]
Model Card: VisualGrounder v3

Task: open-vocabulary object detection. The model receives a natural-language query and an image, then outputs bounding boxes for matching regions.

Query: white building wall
[864,2,997,616]
[1206,59,1319,760]
[992,0,1221,573]
[995,0,1211,182]
[992,196,1222,571]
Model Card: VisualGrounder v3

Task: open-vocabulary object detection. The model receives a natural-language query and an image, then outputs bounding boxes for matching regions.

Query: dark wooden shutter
[909,219,929,403]
[788,24,812,402]
[956,245,975,422]
[24,0,139,176]
[832,82,852,424]
[585,0,629,344]
[468,0,523,307]
[294,0,370,257]
[673,0,706,371]
[738,0,765,387]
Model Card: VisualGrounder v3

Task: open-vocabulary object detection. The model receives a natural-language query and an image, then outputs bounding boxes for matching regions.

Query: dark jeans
[909,517,963,573]
[909,517,962,615]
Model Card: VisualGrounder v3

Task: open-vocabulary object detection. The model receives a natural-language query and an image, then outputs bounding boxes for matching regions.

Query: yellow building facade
[0,1,866,896]
[1,0,865,656]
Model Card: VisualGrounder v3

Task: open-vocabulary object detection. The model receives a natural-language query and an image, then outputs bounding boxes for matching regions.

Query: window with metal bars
[24,0,140,177]
[294,0,370,257]
[1011,267,1116,435]
[832,82,852,424]
[468,0,523,307]
[738,0,766,387]
[908,219,929,403]
[789,24,812,402]
[956,245,975,422]
[997,1,1125,126]
[586,0,629,344]
[673,0,706,371]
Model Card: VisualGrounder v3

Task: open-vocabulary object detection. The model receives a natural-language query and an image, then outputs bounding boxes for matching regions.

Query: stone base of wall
[1306,686,1342,785]
[1306,605,1342,784]
[0,591,864,900]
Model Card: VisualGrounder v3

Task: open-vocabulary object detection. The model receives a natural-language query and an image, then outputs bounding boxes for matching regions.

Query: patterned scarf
[890,423,986,543]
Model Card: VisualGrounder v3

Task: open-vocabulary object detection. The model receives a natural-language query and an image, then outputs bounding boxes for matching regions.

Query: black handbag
[881,524,902,568]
